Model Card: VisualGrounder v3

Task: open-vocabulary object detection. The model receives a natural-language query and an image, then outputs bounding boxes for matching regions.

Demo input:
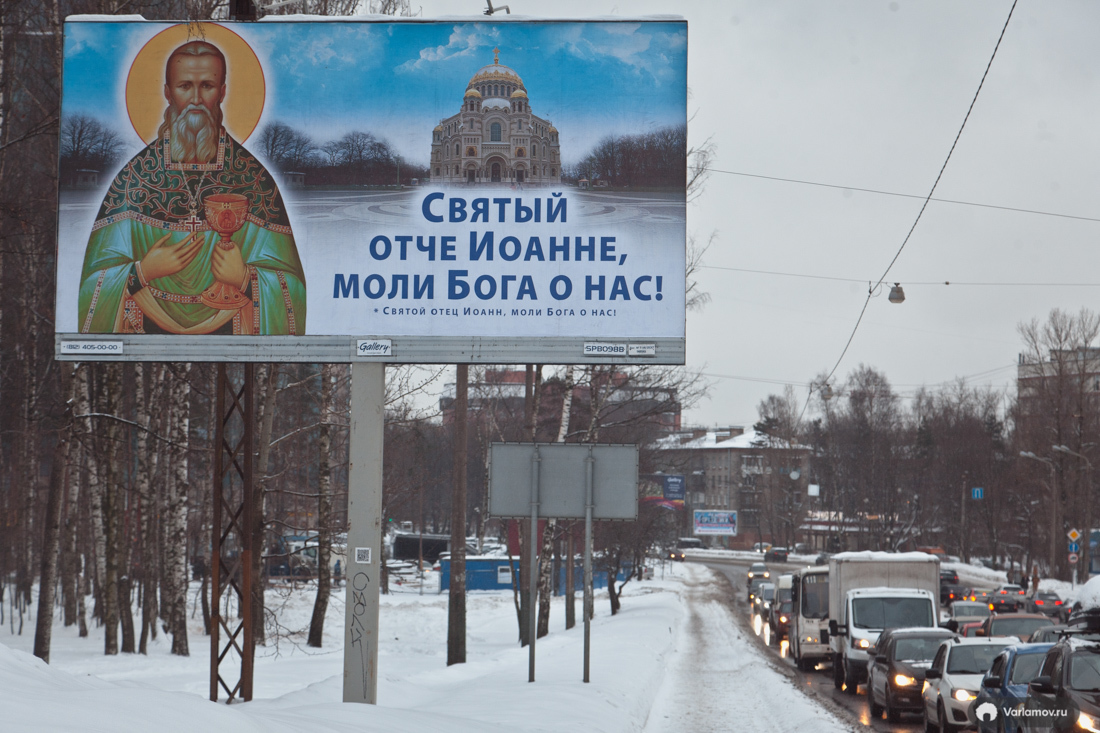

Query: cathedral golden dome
[467,48,526,92]
[464,88,482,98]
[510,89,527,99]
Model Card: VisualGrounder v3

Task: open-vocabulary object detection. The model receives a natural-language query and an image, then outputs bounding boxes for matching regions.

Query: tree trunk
[32,365,74,662]
[101,363,123,655]
[62,365,88,628]
[165,365,191,656]
[307,364,335,648]
[447,364,468,665]
[252,363,278,646]
[136,363,159,653]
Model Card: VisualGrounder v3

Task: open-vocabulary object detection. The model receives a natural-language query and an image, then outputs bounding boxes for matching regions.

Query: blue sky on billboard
[61,20,686,164]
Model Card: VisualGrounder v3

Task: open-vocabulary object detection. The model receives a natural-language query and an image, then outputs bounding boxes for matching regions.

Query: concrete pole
[343,363,385,704]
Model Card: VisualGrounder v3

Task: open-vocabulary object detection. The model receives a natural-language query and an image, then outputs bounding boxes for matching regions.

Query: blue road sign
[971,487,984,500]
[1069,542,1081,553]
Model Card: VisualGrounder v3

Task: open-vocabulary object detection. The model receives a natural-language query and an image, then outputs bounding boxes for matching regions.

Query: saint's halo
[125,23,265,145]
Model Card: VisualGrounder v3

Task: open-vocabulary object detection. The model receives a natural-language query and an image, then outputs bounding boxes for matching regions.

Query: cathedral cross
[494,47,499,64]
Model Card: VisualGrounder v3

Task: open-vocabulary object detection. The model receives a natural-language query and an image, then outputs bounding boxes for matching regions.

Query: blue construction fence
[438,556,634,592]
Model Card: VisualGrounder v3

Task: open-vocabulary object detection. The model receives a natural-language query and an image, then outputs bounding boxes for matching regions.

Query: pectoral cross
[181,213,204,232]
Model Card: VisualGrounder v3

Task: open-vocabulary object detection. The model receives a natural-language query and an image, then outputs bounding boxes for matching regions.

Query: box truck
[826,552,940,693]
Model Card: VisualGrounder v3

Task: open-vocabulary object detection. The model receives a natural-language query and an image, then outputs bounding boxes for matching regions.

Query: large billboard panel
[693,510,737,536]
[55,18,688,363]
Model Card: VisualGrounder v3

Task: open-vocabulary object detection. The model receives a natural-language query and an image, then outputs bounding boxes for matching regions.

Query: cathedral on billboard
[430,49,561,187]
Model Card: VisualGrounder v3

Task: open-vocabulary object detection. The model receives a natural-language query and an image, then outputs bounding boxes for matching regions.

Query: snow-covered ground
[1,563,852,732]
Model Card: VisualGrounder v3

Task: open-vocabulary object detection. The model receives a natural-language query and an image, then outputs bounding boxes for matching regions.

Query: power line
[711,168,1100,226]
[817,0,1019,395]
[700,264,1100,288]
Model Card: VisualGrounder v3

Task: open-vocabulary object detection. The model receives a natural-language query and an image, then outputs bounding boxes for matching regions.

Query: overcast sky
[404,0,1100,429]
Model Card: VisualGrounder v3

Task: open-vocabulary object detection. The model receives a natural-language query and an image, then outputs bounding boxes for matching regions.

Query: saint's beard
[158,103,223,163]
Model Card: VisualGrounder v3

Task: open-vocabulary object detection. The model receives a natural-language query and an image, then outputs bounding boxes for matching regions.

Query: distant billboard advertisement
[662,474,686,501]
[54,18,688,363]
[694,510,737,536]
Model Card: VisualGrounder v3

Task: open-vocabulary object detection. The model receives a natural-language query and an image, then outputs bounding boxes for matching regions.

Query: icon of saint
[78,39,306,335]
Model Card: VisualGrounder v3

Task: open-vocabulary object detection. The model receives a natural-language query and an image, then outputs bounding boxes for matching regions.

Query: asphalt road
[700,556,927,732]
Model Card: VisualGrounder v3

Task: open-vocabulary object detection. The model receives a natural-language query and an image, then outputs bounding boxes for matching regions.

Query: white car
[922,636,1017,733]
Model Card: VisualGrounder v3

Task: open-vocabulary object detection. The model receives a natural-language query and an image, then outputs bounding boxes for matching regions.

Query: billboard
[55,18,688,363]
[662,474,686,501]
[693,510,737,536]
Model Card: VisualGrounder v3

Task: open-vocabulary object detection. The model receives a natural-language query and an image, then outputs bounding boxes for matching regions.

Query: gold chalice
[200,193,250,310]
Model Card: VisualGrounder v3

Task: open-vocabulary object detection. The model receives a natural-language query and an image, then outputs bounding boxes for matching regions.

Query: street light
[1053,444,1093,586]
[1020,451,1059,579]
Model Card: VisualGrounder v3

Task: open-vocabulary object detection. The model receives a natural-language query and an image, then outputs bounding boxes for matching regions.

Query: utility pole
[447,364,468,665]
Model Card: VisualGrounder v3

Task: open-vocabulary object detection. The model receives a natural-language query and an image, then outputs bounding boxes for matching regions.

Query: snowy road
[643,564,851,733]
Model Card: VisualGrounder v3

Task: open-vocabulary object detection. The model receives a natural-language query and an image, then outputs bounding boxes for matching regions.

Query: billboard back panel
[56,18,688,363]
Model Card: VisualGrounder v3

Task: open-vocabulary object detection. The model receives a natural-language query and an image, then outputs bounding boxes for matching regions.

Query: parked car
[923,636,1016,733]
[793,542,811,554]
[866,626,956,723]
[814,552,831,566]
[973,642,1053,733]
[1027,590,1066,618]
[764,546,789,563]
[977,613,1055,640]
[752,542,772,553]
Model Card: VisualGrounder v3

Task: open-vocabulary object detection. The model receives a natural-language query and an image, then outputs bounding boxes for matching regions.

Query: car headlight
[894,674,916,687]
[922,680,930,693]
[856,638,871,649]
[1079,711,1100,732]
[748,572,754,579]
[953,688,977,702]
[762,572,770,578]
[779,615,788,623]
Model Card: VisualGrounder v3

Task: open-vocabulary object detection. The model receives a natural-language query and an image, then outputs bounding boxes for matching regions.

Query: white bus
[790,566,830,671]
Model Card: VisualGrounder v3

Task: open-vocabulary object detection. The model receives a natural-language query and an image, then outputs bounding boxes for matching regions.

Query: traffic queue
[744,550,1100,732]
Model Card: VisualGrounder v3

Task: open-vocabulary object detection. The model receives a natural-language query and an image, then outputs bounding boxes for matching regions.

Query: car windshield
[990,617,1053,638]
[1010,654,1045,685]
[760,587,775,601]
[851,597,934,630]
[779,601,792,613]
[801,574,828,619]
[947,644,1009,674]
[1069,651,1100,692]
[750,564,768,573]
[894,637,947,662]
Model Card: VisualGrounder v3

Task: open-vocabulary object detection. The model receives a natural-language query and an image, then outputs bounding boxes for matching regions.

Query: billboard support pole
[343,362,385,704]
[210,363,255,703]
[583,445,594,683]
[528,446,541,682]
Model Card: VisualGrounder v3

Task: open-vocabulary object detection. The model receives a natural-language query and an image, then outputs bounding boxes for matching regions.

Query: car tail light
[1056,600,1063,605]
[1036,600,1044,605]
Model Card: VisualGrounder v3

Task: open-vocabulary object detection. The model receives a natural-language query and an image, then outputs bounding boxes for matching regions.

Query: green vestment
[78,129,306,335]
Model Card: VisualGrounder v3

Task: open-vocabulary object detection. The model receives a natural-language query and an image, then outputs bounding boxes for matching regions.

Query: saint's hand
[211,241,247,289]
[139,232,205,283]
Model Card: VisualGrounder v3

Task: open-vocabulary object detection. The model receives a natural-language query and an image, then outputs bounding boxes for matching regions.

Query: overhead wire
[700,264,1100,288]
[798,0,1020,422]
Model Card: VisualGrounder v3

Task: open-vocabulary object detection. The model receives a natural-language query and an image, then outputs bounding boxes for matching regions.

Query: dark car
[764,547,789,562]
[667,547,686,561]
[1021,619,1100,733]
[747,562,770,583]
[973,642,1053,733]
[977,612,1055,640]
[940,569,961,586]
[748,576,770,604]
[770,599,793,643]
[866,627,956,723]
[752,582,776,619]
[1028,591,1066,618]
[941,583,968,605]
[1029,625,1068,643]
[814,552,831,566]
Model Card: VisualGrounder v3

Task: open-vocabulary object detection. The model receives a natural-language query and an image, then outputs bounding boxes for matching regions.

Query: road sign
[1069,528,1082,542]
[1070,553,1080,564]
[1070,542,1081,553]
[971,487,984,500]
